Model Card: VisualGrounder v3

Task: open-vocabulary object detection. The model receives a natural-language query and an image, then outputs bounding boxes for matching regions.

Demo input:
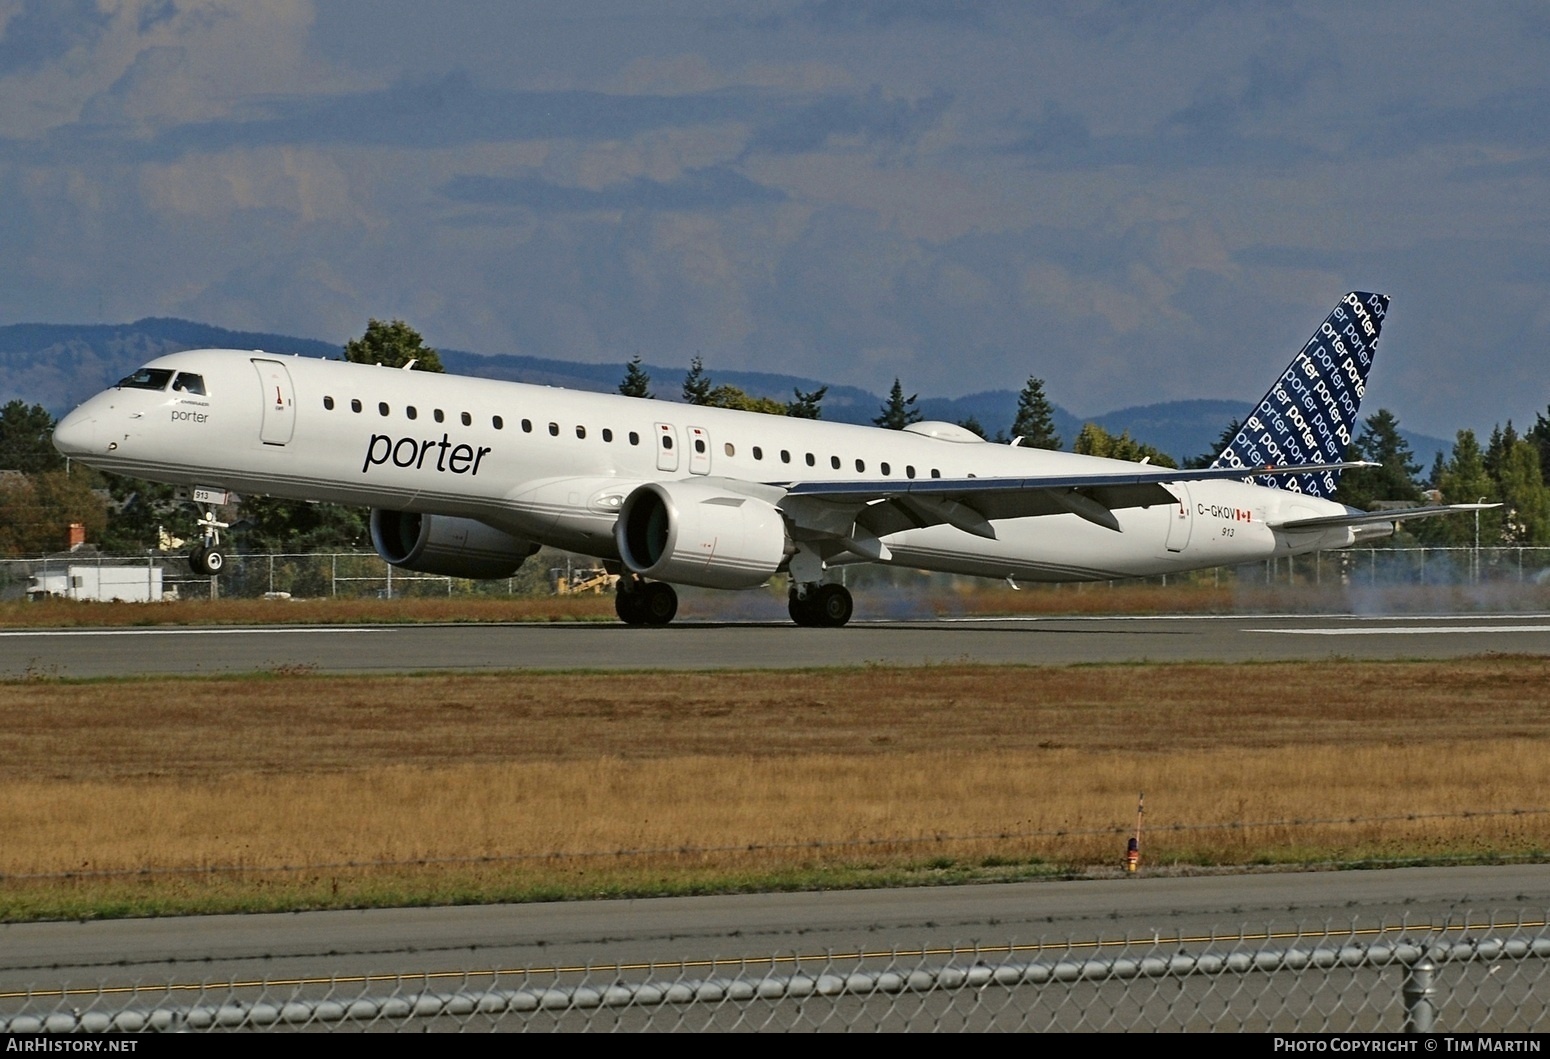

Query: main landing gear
[788,582,853,628]
[614,576,678,626]
[188,509,229,576]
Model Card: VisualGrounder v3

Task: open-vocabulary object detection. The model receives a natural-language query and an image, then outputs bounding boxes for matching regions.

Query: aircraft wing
[1267,503,1500,531]
[776,461,1375,541]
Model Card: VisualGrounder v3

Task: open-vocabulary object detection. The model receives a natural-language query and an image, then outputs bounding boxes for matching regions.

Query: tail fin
[1210,291,1388,498]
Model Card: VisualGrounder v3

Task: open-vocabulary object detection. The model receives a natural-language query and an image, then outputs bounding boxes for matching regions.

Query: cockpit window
[171,372,207,396]
[117,368,173,391]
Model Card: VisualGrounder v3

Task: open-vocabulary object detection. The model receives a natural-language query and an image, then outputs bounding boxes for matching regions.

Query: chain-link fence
[3,916,1546,1032]
[5,547,1550,604]
[0,551,539,601]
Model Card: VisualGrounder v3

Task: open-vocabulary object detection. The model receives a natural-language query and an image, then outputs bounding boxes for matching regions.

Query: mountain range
[0,318,1448,468]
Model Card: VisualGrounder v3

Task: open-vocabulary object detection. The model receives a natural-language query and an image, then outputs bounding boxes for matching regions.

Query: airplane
[51,292,1490,626]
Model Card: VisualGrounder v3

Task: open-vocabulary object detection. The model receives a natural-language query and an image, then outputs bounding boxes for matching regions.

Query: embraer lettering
[363,433,492,476]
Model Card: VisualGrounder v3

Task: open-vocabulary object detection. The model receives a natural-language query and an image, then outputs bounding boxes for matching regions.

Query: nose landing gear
[188,510,229,576]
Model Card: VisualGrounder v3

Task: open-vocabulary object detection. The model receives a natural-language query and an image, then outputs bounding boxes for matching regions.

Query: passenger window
[522,419,532,433]
[576,425,587,439]
[931,469,941,478]
[406,406,418,420]
[694,439,706,454]
[548,422,559,436]
[855,459,865,472]
[830,455,840,469]
[906,465,916,479]
[753,446,763,460]
[493,416,504,430]
[629,431,640,445]
[434,409,445,423]
[378,402,390,416]
[323,396,335,410]
[781,450,791,463]
[663,436,674,450]
[724,442,735,457]
[461,412,472,426]
[602,428,613,442]
[805,453,815,467]
[881,462,891,476]
[351,399,362,413]
[172,372,207,395]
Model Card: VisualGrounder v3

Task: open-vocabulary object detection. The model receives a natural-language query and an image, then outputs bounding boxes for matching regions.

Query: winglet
[1211,292,1389,499]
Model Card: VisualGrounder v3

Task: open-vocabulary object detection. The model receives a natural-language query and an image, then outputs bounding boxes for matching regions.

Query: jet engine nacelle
[370,510,539,580]
[615,480,789,590]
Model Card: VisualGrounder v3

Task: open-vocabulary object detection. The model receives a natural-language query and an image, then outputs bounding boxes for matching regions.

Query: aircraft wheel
[614,587,647,625]
[189,546,225,576]
[788,588,816,626]
[811,583,853,628]
[638,582,678,626]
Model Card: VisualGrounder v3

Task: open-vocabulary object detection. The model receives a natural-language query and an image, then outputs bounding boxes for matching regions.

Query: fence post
[1402,956,1438,1033]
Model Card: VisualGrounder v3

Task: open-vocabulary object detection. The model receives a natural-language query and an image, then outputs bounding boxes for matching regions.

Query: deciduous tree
[343,319,444,372]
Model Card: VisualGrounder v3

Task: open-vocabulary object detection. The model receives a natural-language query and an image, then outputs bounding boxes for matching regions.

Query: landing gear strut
[188,509,229,576]
[788,582,853,628]
[614,577,678,626]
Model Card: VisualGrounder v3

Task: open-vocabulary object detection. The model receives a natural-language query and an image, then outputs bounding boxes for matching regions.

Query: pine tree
[343,319,444,372]
[1009,377,1060,450]
[873,378,921,429]
[0,401,64,473]
[1529,406,1550,485]
[1424,430,1497,546]
[1184,419,1244,469]
[785,386,827,420]
[1333,408,1422,510]
[618,356,653,399]
[682,356,713,405]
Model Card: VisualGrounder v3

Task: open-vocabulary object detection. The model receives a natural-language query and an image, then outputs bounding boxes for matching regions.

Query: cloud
[439,166,786,213]
[773,0,996,31]
[0,0,112,75]
[747,86,950,154]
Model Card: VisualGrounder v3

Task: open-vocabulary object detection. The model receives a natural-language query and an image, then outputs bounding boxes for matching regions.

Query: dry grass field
[0,657,1546,920]
[4,577,1548,629]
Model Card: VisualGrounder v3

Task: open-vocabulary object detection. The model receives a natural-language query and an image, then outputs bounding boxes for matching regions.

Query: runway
[4,614,1547,1014]
[4,612,1550,677]
[0,865,1545,993]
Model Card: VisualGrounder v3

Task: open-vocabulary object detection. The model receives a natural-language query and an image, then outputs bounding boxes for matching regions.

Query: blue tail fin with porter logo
[1209,291,1388,498]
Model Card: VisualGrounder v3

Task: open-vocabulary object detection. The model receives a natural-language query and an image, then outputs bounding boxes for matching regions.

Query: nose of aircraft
[52,406,96,458]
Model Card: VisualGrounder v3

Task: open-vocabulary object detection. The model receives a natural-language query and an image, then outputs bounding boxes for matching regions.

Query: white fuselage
[53,350,1362,582]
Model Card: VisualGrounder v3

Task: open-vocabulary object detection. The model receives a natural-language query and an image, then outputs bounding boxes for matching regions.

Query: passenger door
[654,422,679,472]
[252,359,296,446]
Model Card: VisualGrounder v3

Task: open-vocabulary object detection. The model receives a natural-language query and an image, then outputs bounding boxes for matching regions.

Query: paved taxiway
[4,613,1550,677]
[0,866,1545,992]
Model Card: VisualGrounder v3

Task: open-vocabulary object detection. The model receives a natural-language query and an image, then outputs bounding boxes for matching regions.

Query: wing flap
[789,461,1369,542]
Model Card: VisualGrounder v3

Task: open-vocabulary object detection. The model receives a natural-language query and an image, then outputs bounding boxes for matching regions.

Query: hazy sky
[0,1,1546,436]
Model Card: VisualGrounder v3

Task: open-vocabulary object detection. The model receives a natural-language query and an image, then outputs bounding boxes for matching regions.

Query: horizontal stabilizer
[1269,503,1501,531]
